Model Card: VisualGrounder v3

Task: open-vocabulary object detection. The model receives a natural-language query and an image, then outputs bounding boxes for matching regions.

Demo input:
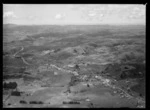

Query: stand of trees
[3,82,17,89]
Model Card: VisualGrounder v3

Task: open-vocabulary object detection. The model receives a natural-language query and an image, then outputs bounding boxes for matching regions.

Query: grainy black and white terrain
[3,24,145,108]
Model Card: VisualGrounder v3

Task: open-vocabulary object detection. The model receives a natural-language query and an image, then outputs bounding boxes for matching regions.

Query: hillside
[3,24,145,108]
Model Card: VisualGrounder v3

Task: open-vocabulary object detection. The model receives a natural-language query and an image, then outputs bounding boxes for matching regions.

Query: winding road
[49,64,145,106]
[13,47,24,57]
[10,47,145,107]
[13,46,30,65]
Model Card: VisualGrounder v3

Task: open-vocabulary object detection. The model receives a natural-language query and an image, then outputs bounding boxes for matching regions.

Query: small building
[54,72,58,75]
[68,64,75,68]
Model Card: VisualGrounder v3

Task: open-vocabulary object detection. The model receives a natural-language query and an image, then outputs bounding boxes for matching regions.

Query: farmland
[3,24,145,108]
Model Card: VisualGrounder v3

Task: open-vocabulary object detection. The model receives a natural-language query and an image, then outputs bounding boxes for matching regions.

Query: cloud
[55,14,65,20]
[88,11,97,17]
[88,13,96,17]
[82,9,104,21]
[27,15,38,20]
[3,11,18,18]
[127,6,145,20]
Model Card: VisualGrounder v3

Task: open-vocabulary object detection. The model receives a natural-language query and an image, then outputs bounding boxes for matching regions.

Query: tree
[3,82,17,89]
[75,64,79,70]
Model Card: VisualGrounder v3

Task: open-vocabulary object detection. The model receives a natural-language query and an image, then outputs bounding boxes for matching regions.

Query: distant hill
[3,23,18,28]
[3,24,145,40]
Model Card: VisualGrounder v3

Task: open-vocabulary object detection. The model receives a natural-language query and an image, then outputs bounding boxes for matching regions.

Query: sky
[3,4,146,25]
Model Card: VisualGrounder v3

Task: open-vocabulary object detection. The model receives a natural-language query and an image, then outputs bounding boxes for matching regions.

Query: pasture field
[3,24,145,108]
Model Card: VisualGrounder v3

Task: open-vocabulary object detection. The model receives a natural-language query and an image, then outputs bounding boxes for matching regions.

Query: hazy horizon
[3,23,145,26]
